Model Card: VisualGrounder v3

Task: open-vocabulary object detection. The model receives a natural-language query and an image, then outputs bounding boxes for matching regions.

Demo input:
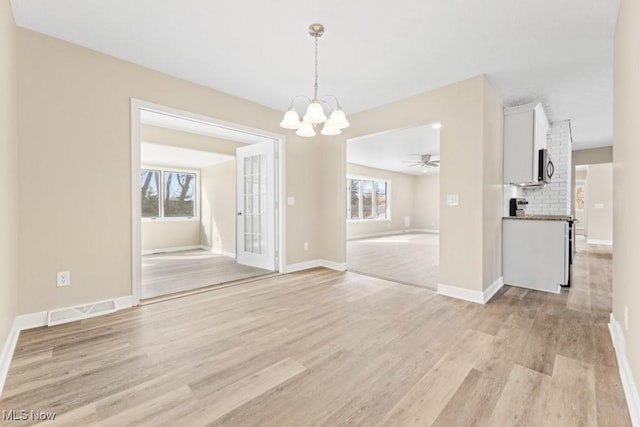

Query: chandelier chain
[313,34,319,101]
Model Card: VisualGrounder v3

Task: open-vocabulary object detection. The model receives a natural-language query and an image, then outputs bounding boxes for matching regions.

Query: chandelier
[279,23,350,137]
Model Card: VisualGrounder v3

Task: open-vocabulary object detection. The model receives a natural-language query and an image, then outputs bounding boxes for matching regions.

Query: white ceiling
[11,0,619,151]
[141,142,233,169]
[348,125,440,176]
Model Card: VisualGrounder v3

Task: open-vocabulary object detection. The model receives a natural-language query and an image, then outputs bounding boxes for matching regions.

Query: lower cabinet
[503,219,569,293]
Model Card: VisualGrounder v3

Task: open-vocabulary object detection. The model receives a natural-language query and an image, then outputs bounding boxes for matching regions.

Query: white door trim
[130,98,286,305]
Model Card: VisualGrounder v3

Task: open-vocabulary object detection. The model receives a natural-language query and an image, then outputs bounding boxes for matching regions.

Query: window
[347,177,389,220]
[141,168,198,220]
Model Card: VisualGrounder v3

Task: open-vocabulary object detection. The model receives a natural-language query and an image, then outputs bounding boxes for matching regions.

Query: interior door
[236,140,276,271]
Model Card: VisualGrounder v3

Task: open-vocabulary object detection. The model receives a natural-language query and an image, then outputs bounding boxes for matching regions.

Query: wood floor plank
[542,354,598,427]
[487,364,551,426]
[377,328,494,426]
[184,357,306,425]
[0,236,630,426]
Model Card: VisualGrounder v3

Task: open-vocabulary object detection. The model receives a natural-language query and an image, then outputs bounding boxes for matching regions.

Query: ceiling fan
[403,154,440,170]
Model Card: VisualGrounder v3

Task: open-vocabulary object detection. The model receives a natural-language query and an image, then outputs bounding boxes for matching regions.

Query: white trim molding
[201,246,236,259]
[483,277,505,303]
[143,245,237,259]
[587,239,613,246]
[437,277,504,305]
[609,313,640,426]
[142,245,203,255]
[409,228,440,234]
[319,260,348,271]
[347,228,440,241]
[0,325,19,398]
[283,260,348,274]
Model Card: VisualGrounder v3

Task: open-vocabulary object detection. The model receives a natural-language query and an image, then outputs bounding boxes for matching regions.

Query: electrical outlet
[624,305,629,331]
[303,242,309,251]
[57,271,71,287]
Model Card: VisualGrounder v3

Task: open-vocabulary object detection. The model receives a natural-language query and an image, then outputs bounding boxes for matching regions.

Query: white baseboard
[609,313,640,426]
[483,277,504,303]
[114,295,134,311]
[142,245,202,255]
[587,239,613,245]
[437,277,503,305]
[347,228,440,241]
[0,295,134,397]
[201,246,236,259]
[144,245,237,258]
[347,230,409,241]
[0,324,19,398]
[408,228,440,234]
[14,311,48,330]
[319,260,348,271]
[284,259,348,274]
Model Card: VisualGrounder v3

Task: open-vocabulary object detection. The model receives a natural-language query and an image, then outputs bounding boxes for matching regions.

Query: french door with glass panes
[236,140,276,271]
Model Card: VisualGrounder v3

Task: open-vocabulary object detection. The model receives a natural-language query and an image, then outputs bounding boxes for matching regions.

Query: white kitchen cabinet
[503,218,569,293]
[504,103,550,185]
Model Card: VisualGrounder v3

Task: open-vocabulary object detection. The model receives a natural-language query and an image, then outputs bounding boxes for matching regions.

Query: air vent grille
[47,300,117,326]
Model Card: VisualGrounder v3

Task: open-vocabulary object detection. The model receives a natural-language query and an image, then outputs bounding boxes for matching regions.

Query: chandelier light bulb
[280,109,301,129]
[321,121,341,136]
[303,102,327,124]
[296,120,316,137]
[329,109,350,129]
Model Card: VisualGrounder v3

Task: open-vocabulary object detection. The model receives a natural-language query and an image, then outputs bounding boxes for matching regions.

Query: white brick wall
[523,121,572,215]
[503,121,572,216]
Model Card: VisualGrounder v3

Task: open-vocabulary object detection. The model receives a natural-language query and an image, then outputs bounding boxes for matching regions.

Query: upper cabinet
[504,103,550,185]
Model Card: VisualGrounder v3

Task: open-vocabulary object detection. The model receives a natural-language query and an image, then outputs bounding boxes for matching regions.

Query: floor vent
[47,299,117,326]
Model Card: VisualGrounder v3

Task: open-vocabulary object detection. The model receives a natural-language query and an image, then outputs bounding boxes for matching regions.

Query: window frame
[141,165,200,222]
[346,175,391,222]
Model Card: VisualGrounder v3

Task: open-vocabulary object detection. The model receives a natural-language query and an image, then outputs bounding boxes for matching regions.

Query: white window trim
[141,165,200,222]
[346,175,392,222]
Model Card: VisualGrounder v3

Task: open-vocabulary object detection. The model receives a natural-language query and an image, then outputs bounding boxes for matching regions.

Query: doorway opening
[131,100,285,304]
[345,124,441,289]
[573,163,613,245]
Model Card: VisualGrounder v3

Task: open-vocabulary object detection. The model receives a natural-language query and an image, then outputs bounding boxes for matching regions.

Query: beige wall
[571,146,613,215]
[16,28,320,314]
[585,163,613,243]
[412,174,440,231]
[322,75,503,293]
[481,79,504,289]
[614,0,640,390]
[346,163,415,239]
[141,124,243,156]
[201,160,236,254]
[142,221,201,251]
[0,0,18,353]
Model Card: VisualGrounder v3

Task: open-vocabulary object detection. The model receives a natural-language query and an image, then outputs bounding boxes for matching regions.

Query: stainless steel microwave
[538,149,554,183]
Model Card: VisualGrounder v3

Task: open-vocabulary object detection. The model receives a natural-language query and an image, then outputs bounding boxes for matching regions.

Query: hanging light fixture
[280,23,350,137]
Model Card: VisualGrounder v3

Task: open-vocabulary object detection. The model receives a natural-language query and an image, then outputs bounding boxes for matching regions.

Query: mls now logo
[3,409,56,421]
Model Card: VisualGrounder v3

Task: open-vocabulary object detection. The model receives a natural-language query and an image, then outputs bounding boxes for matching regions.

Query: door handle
[237,212,243,216]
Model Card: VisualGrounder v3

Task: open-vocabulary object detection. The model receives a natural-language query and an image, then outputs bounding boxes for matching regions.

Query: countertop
[503,215,574,222]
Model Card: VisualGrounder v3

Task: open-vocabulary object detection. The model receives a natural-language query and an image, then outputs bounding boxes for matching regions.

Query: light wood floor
[347,232,439,289]
[142,250,272,299]
[0,238,630,426]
